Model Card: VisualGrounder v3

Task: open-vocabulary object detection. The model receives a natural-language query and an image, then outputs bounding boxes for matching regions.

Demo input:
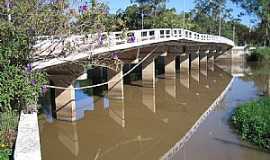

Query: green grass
[231,97,270,151]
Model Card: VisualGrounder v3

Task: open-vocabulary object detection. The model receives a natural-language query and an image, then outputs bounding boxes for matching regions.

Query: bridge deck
[32,28,234,70]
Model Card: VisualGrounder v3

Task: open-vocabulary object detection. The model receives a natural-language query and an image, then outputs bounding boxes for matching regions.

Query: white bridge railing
[32,28,234,69]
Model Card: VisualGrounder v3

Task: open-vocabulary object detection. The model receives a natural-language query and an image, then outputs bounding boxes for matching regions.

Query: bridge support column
[55,84,77,121]
[108,66,124,99]
[200,51,208,77]
[191,52,200,70]
[191,52,200,82]
[208,52,215,71]
[142,58,156,87]
[142,58,156,112]
[180,54,190,73]
[107,66,125,127]
[165,55,176,79]
[180,54,190,88]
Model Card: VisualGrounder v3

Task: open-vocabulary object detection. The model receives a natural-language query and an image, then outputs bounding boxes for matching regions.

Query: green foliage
[231,97,270,151]
[248,47,270,62]
[0,149,11,160]
[0,111,18,147]
[231,0,270,46]
[0,9,47,112]
[0,65,47,111]
[0,22,30,67]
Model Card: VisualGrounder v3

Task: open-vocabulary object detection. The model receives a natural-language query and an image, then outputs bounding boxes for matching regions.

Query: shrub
[0,111,19,149]
[231,97,270,151]
[0,20,47,112]
[247,47,270,62]
[0,149,11,160]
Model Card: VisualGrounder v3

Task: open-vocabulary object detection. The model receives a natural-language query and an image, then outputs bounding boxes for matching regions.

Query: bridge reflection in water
[39,61,234,160]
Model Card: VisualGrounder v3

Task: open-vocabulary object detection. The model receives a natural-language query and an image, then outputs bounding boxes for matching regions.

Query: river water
[39,59,270,160]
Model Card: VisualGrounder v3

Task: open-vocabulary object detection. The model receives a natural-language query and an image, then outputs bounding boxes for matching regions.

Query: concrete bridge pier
[165,54,176,97]
[55,84,77,121]
[165,55,176,79]
[107,65,125,128]
[208,51,215,71]
[191,51,200,82]
[142,58,156,87]
[107,66,124,99]
[200,51,208,77]
[142,57,157,112]
[179,53,190,88]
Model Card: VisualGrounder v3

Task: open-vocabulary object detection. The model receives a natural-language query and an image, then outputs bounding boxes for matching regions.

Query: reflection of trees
[243,62,270,95]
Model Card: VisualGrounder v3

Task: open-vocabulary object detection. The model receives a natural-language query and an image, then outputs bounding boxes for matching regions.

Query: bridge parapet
[32,28,234,70]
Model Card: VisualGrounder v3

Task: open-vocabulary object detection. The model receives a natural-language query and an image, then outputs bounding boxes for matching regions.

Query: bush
[0,149,11,160]
[0,21,47,112]
[231,97,270,151]
[0,111,19,149]
[247,47,270,62]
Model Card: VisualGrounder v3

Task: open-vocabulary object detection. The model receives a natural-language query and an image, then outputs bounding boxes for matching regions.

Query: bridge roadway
[33,28,234,121]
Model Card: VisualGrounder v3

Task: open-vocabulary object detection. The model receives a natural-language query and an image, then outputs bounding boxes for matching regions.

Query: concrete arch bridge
[33,28,234,121]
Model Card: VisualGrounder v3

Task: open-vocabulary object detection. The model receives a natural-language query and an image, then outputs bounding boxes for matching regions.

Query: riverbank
[231,97,270,151]
[174,77,270,160]
[248,47,270,62]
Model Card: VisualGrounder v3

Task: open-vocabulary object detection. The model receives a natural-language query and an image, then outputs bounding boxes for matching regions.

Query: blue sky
[73,0,258,27]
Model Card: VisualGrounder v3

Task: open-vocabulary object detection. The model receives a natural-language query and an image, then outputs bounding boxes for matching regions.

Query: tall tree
[231,0,270,46]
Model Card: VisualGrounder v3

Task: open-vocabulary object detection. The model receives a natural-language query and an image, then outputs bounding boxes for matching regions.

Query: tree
[231,0,270,46]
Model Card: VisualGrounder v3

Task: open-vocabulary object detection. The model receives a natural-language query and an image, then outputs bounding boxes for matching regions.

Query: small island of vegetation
[232,97,270,151]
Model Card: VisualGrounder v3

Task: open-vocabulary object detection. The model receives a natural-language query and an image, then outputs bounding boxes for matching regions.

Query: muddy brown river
[39,59,270,160]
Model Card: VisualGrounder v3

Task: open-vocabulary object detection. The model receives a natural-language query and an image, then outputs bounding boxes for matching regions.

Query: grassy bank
[231,97,270,151]
[0,111,19,160]
[247,47,270,62]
